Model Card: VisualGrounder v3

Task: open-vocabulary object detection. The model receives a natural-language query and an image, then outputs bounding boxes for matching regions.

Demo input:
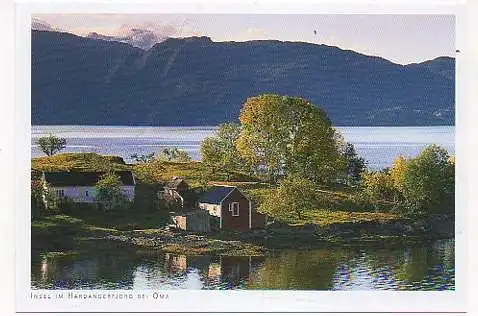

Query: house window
[55,189,64,197]
[230,202,240,216]
[85,191,89,197]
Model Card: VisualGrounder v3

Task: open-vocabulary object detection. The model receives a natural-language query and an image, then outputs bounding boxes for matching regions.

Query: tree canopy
[343,142,366,184]
[361,170,395,202]
[236,94,344,183]
[390,155,408,194]
[36,134,67,156]
[361,145,454,215]
[200,122,247,179]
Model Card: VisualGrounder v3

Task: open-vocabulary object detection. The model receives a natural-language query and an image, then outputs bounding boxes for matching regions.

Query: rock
[302,223,318,231]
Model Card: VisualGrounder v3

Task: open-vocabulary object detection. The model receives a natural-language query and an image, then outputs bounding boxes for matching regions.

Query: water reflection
[32,239,455,290]
[331,239,455,290]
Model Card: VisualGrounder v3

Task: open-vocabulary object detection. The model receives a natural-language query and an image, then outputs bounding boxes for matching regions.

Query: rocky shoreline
[94,215,454,256]
[102,230,264,256]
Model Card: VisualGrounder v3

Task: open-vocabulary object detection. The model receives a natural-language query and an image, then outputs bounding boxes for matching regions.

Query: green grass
[31,153,259,186]
[160,239,264,256]
[31,202,170,251]
[244,184,399,228]
[32,152,131,179]
[64,206,170,231]
[133,160,260,187]
[31,214,93,251]
[290,209,401,227]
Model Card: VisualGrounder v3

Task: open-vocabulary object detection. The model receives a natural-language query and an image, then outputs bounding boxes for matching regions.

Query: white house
[41,170,136,206]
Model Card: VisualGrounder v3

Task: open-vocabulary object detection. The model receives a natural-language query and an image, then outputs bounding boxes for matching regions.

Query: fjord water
[31,239,454,290]
[31,125,455,170]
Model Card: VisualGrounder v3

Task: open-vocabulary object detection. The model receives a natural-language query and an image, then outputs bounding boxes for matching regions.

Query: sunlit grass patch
[133,160,260,187]
[293,209,401,227]
[32,152,131,179]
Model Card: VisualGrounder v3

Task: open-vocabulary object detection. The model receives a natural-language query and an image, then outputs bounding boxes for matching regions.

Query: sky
[32,14,455,65]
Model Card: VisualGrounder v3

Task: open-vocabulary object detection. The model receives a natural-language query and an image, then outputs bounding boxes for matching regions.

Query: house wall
[48,185,135,203]
[221,189,250,232]
[186,211,211,233]
[174,211,211,233]
[199,202,221,217]
[121,185,135,201]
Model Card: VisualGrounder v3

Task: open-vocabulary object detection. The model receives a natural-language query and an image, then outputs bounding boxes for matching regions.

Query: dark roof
[43,171,135,186]
[199,186,238,204]
[164,178,187,189]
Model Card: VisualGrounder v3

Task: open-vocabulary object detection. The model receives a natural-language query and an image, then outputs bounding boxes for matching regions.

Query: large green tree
[200,122,247,179]
[236,94,344,183]
[36,134,67,156]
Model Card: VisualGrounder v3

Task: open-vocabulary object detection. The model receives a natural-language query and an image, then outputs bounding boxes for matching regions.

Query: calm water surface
[32,239,454,290]
[31,125,455,170]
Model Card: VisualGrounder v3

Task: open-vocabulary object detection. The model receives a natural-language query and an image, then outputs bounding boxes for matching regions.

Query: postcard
[13,0,468,313]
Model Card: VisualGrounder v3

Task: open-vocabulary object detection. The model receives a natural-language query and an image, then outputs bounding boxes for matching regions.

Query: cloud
[84,22,198,50]
[32,17,68,33]
[228,27,271,41]
[31,18,55,31]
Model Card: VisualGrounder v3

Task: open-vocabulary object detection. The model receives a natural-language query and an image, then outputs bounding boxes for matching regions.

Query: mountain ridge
[31,30,455,126]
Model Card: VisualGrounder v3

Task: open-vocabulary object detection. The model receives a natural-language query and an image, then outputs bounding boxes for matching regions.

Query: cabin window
[55,189,64,197]
[230,202,240,216]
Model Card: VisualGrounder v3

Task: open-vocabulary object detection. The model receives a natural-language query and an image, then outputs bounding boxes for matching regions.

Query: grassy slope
[32,152,258,184]
[132,160,260,187]
[245,184,398,227]
[32,152,130,172]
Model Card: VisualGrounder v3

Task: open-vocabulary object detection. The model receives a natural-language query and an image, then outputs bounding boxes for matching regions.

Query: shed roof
[43,171,135,186]
[199,186,239,204]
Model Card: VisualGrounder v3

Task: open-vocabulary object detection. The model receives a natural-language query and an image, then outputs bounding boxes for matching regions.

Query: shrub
[361,170,395,202]
[95,173,130,210]
[259,176,317,221]
[401,145,454,215]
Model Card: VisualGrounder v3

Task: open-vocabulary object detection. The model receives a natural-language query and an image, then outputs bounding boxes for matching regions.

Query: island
[31,95,455,260]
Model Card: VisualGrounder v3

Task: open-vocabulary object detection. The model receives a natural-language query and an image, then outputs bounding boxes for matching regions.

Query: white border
[13,0,470,313]
[0,0,15,315]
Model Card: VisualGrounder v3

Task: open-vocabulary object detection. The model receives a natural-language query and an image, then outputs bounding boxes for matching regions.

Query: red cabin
[198,186,266,232]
